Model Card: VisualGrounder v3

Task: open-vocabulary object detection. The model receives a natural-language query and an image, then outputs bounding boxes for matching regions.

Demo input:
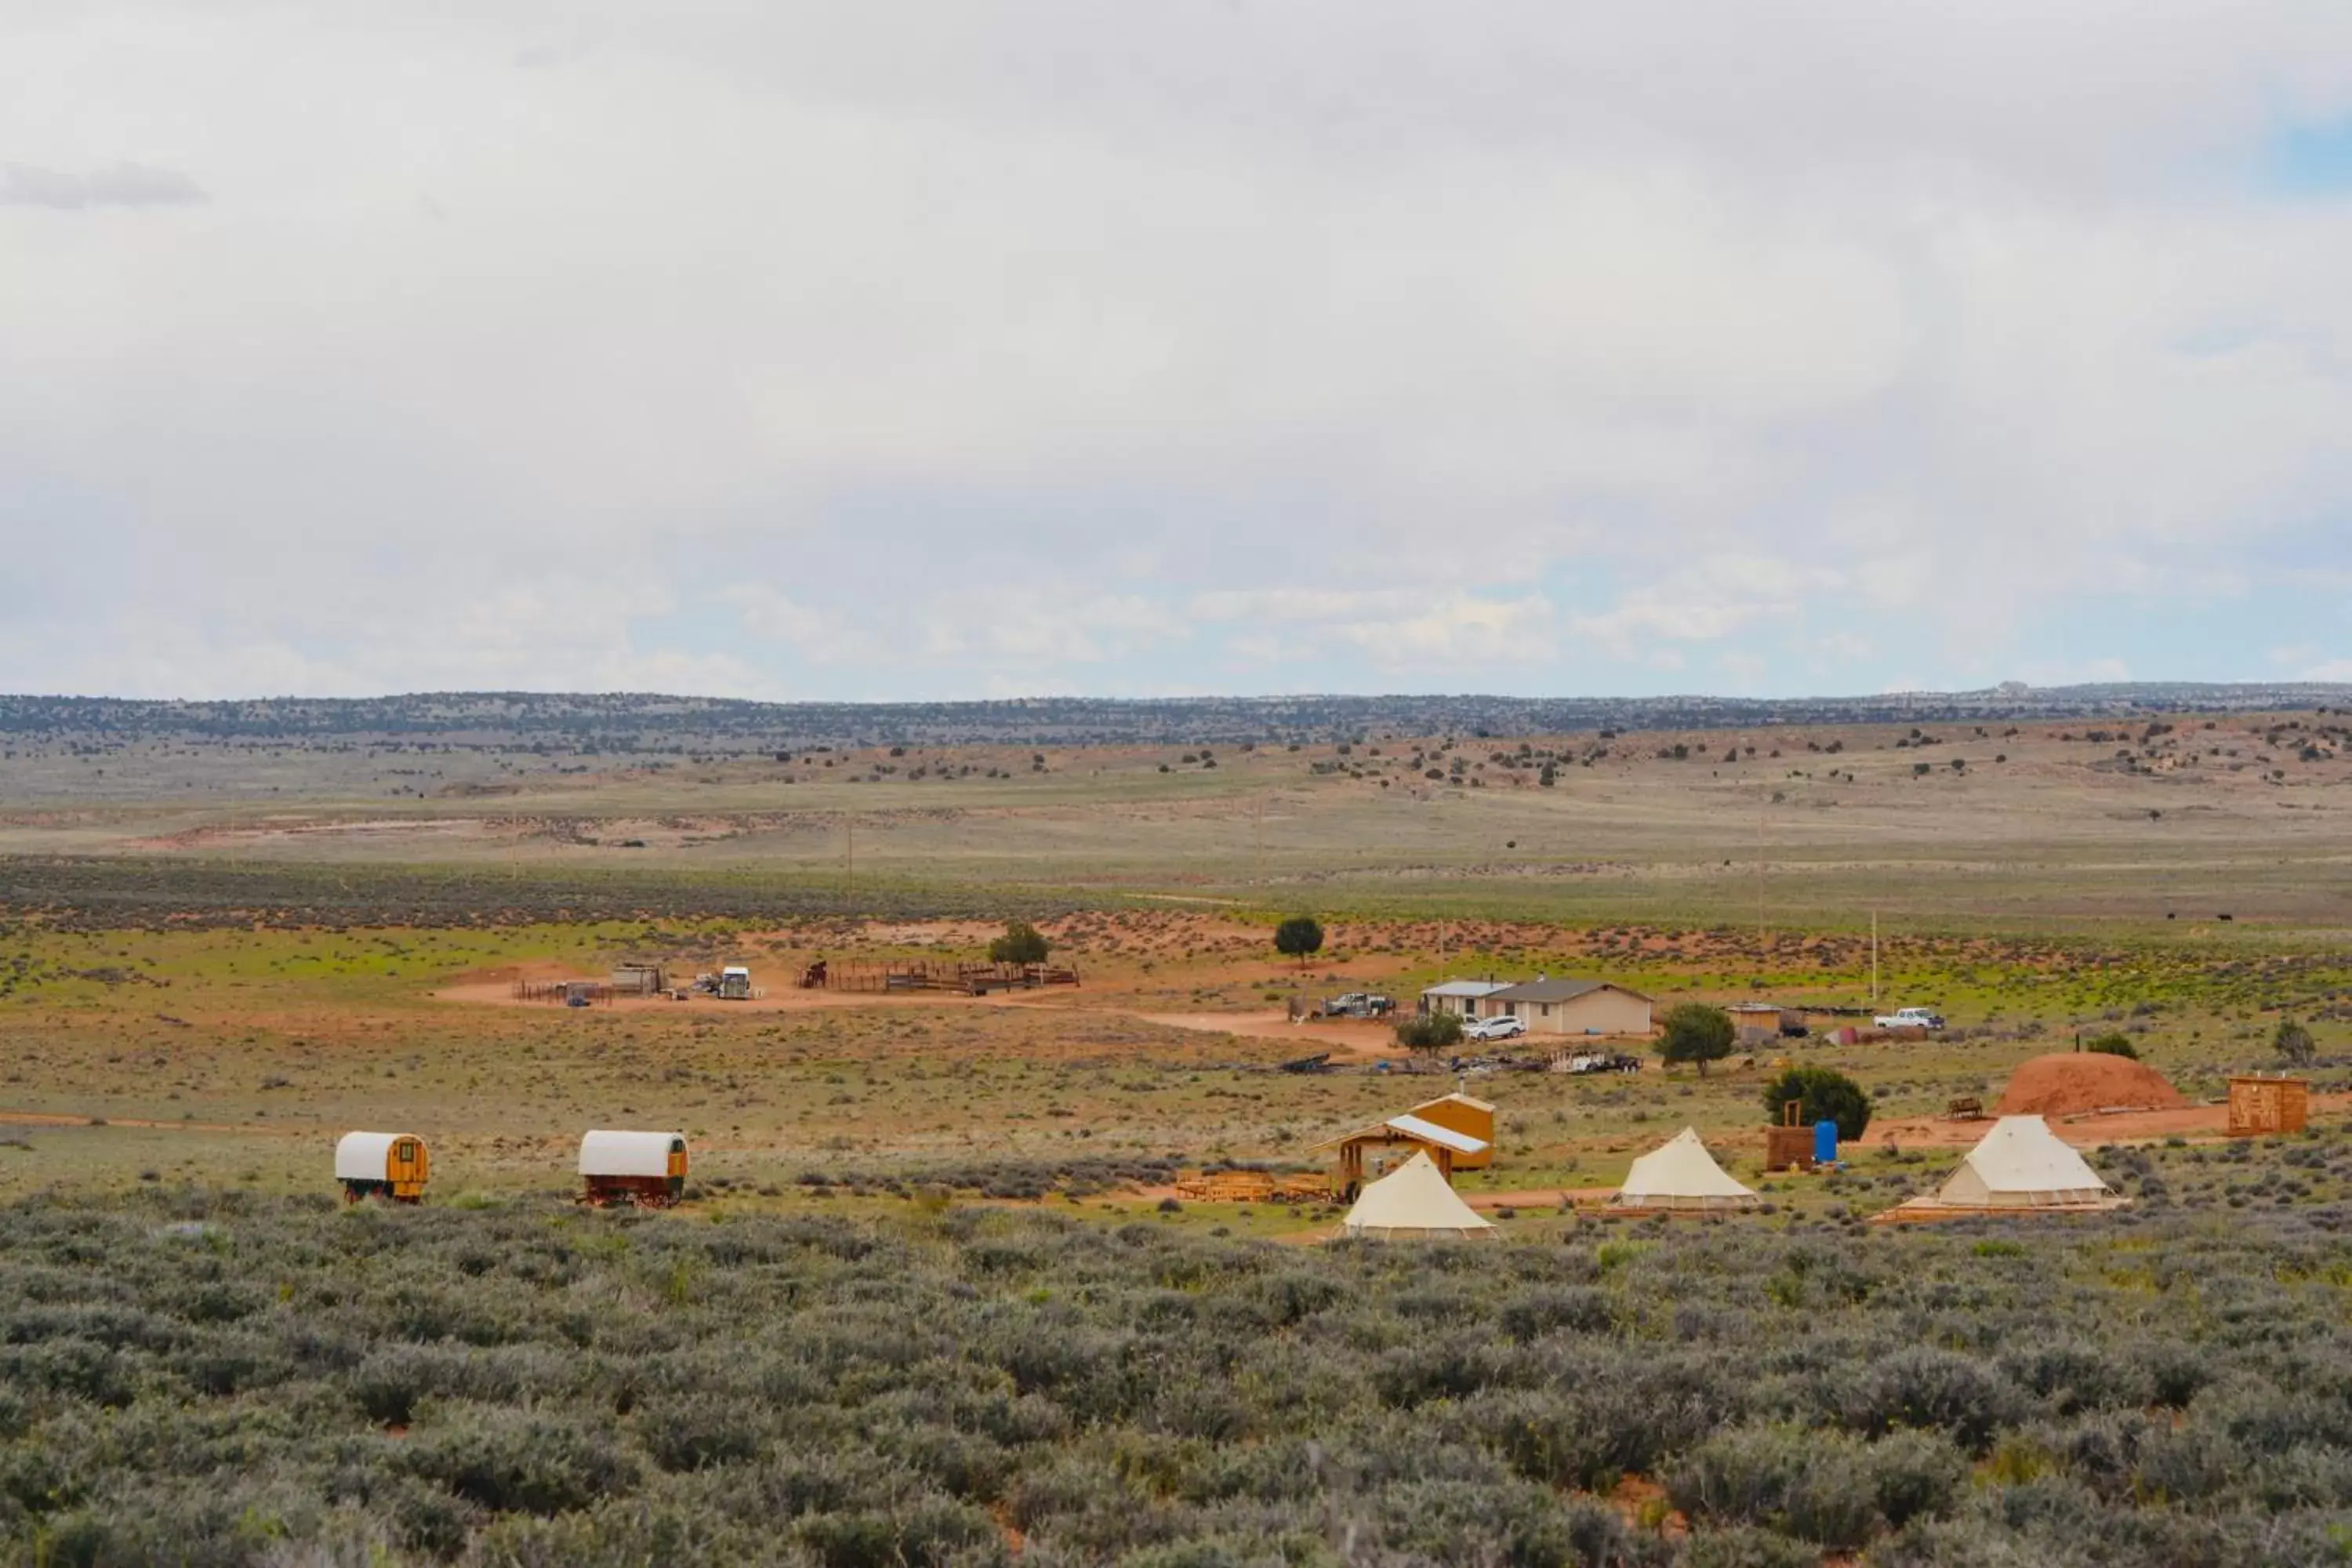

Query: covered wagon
[335,1131,429,1203]
[579,1129,688,1207]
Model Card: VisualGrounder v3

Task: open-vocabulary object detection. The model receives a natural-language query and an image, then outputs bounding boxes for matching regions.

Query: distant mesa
[2,680,2347,750]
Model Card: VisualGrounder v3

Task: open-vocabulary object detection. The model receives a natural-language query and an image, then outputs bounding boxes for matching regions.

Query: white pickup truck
[1875,1007,1945,1030]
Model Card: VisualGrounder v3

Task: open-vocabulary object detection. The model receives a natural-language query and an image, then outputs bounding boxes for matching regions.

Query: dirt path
[1135,1011,1406,1061]
[1863,1092,2352,1150]
[0,1109,296,1136]
[433,980,1085,1014]
[1462,1186,1617,1210]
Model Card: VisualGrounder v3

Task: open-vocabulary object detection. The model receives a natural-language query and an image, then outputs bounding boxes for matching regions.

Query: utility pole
[1870,910,1880,1009]
[844,814,855,905]
[1755,800,1767,962]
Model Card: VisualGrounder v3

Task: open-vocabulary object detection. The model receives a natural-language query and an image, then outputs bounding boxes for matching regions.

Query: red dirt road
[1135,1011,1406,1061]
[1864,1093,2352,1150]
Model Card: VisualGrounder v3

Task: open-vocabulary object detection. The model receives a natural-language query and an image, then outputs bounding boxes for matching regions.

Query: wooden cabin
[336,1131,428,1203]
[1726,1003,1796,1044]
[1403,1091,1496,1171]
[579,1130,688,1207]
[1309,1112,1490,1200]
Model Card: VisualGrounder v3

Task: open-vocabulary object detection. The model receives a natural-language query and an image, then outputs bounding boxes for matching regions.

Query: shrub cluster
[3,1189,2351,1563]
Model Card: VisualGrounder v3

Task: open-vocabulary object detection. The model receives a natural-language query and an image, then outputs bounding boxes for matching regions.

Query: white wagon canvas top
[578,1129,685,1177]
[334,1131,412,1181]
[1611,1127,1760,1210]
[1340,1151,1496,1240]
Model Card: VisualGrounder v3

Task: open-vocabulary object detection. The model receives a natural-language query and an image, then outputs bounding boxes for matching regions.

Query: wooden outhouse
[579,1130,688,1207]
[336,1131,429,1203]
[2228,1076,2309,1138]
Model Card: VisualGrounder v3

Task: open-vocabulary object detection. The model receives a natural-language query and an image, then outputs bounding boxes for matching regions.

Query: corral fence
[514,980,615,1006]
[800,959,1080,996]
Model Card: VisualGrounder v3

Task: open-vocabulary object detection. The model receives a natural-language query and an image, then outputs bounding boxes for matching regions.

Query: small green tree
[2275,1018,2318,1068]
[988,920,1050,965]
[1273,915,1324,968]
[1761,1065,1873,1142]
[2083,1032,2139,1060]
[1659,1004,1736,1076]
[1395,1011,1465,1057]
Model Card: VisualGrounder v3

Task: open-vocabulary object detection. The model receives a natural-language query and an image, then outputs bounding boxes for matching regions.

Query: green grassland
[1,916,2344,1214]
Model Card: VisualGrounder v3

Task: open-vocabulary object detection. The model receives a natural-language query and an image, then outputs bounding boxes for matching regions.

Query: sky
[4,2,2352,703]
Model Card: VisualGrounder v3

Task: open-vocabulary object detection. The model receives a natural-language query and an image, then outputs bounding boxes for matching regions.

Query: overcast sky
[5,2,2351,702]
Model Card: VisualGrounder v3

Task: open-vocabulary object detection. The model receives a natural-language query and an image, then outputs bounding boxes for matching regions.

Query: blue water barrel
[1814,1120,1839,1166]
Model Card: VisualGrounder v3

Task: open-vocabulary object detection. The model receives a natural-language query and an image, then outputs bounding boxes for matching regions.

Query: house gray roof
[1421,980,1513,999]
[1486,978,1652,1005]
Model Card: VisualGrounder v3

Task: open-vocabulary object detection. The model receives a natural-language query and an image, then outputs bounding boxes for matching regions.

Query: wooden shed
[2228,1076,2309,1138]
[1726,1003,1796,1044]
[610,964,667,996]
[579,1130,688,1207]
[336,1131,428,1203]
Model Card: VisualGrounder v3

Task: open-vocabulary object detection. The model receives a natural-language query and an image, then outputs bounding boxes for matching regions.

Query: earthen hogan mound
[1994,1052,2187,1118]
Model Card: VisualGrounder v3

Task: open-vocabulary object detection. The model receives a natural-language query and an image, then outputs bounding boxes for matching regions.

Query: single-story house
[1483,977,1653,1036]
[1419,979,1513,1018]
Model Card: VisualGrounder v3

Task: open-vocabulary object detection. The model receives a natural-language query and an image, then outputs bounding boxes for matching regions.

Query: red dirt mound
[1995,1052,2187,1118]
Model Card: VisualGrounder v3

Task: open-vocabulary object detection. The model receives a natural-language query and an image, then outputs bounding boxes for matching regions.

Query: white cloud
[0,161,205,209]
[1191,589,1557,670]
[728,583,1191,675]
[3,2,2352,696]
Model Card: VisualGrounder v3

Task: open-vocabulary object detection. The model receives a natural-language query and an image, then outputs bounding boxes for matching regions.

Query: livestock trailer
[579,1129,688,1207]
[336,1131,429,1203]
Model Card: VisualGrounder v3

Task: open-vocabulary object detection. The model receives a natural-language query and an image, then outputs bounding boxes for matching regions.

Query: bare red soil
[1994,1053,2187,1117]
